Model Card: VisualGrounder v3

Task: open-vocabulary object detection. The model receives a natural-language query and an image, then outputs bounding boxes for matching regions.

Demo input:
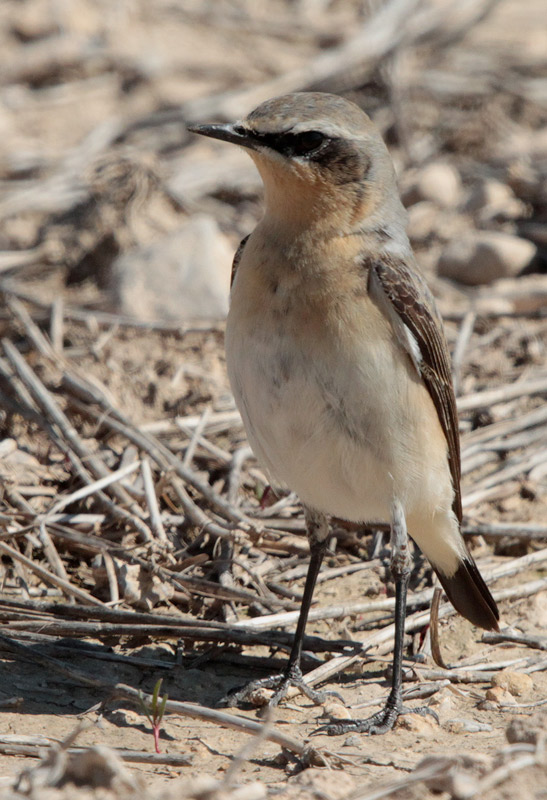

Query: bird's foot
[314,697,438,736]
[221,664,343,709]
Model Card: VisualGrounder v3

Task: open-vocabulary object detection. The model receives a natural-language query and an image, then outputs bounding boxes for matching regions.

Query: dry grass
[0,0,546,797]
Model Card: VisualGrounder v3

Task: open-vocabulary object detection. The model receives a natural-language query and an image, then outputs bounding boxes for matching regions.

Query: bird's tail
[433,555,499,631]
[409,511,499,631]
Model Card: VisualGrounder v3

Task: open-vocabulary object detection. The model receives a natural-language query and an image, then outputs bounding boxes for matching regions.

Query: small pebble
[322,701,351,721]
[484,686,516,705]
[437,230,536,285]
[478,700,499,711]
[405,162,462,208]
[429,687,456,717]
[407,201,438,241]
[492,669,534,698]
[445,718,493,733]
[465,178,525,219]
[397,712,438,735]
[110,216,232,321]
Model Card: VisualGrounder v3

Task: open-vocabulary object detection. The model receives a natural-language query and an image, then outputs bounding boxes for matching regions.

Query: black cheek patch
[315,140,371,185]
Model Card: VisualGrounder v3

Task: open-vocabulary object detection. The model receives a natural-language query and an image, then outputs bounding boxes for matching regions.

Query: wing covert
[371,258,462,522]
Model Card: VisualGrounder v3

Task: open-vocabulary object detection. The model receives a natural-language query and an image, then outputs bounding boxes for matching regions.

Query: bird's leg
[316,500,437,735]
[222,510,341,708]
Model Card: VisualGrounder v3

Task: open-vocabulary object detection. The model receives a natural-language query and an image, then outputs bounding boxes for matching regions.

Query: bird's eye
[252,129,327,158]
[291,130,325,156]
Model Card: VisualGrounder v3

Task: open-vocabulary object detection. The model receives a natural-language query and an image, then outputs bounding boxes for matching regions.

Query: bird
[188,92,499,735]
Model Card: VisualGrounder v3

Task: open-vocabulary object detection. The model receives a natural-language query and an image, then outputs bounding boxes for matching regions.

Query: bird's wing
[369,257,462,522]
[231,234,250,288]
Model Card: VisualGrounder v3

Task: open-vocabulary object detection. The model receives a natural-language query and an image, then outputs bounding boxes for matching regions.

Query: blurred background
[1,0,545,321]
[1,2,547,796]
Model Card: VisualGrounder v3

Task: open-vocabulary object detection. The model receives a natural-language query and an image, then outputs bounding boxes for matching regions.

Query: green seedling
[138,678,168,754]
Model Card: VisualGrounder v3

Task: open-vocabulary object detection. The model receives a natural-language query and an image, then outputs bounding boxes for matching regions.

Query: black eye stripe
[252,129,326,158]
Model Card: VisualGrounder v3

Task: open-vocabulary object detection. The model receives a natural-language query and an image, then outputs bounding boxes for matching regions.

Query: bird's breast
[225,237,450,523]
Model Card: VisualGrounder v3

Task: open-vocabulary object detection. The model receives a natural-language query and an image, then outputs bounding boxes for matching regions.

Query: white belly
[226,306,451,526]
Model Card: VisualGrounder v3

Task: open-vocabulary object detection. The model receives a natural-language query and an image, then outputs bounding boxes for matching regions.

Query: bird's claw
[220,664,343,708]
[314,701,438,736]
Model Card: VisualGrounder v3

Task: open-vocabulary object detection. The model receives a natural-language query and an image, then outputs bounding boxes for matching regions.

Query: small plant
[138,679,168,753]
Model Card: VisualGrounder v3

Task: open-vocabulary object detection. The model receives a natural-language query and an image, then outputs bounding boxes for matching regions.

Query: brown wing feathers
[372,259,462,522]
[372,258,499,631]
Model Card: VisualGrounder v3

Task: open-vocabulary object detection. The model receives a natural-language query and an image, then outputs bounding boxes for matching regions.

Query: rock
[492,669,534,698]
[109,216,233,321]
[465,179,525,220]
[436,698,456,720]
[322,701,351,721]
[10,4,59,42]
[429,686,456,717]
[484,686,516,705]
[406,201,439,242]
[437,231,537,285]
[446,718,493,733]
[404,162,462,208]
[477,699,500,711]
[506,710,547,745]
[397,712,438,735]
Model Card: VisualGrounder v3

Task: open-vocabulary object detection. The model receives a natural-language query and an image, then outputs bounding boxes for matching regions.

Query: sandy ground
[1,1,547,798]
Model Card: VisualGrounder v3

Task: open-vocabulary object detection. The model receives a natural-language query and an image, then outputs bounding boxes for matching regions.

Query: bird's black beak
[187,122,258,152]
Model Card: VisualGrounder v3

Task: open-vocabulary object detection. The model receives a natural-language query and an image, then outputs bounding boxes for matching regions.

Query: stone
[477,699,499,711]
[396,712,438,735]
[446,718,493,733]
[10,4,59,42]
[465,178,525,220]
[492,669,534,698]
[428,687,456,719]
[437,231,537,285]
[406,200,439,241]
[109,216,233,321]
[322,701,351,721]
[484,686,516,705]
[404,162,462,208]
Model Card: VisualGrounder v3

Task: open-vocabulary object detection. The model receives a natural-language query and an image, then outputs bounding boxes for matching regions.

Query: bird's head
[189,92,405,238]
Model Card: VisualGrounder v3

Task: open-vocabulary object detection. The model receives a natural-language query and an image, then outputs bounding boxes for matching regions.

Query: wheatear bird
[188,93,499,735]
